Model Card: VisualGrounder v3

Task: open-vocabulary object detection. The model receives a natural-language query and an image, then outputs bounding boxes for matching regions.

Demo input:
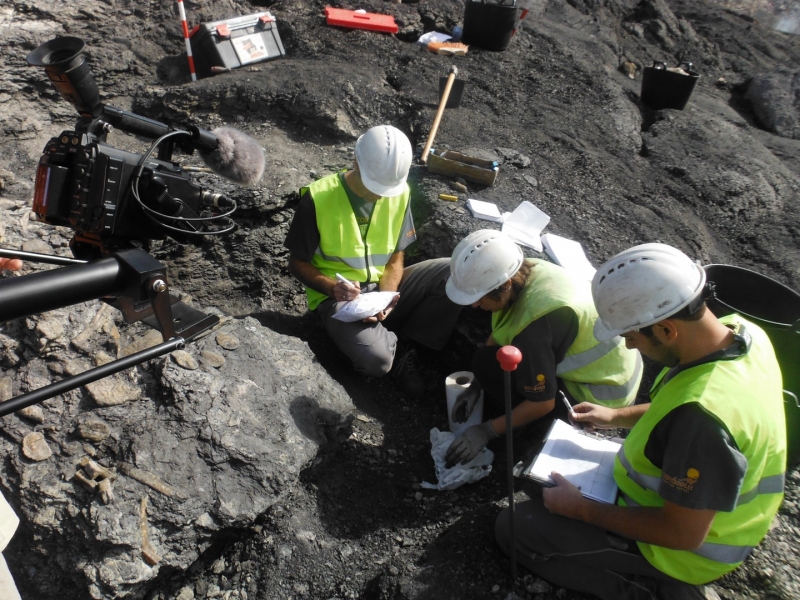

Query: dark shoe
[391,347,426,398]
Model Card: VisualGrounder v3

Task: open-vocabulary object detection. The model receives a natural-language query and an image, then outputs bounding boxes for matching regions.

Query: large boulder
[745,70,800,140]
[0,304,354,599]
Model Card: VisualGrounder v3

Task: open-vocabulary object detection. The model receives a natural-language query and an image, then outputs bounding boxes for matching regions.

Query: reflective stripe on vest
[614,315,786,583]
[564,351,643,401]
[492,259,641,408]
[618,449,785,509]
[303,173,409,310]
[619,491,757,564]
[314,249,394,271]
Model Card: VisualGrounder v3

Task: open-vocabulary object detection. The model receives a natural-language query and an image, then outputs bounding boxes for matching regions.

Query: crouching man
[496,243,786,600]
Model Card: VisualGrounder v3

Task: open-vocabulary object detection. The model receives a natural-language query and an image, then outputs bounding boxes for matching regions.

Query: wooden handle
[421,67,458,164]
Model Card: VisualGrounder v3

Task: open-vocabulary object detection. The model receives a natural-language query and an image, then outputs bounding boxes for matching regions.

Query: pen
[560,391,580,428]
[335,273,357,289]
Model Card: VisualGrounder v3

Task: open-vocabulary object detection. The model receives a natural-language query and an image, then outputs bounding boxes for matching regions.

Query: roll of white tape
[445,371,484,436]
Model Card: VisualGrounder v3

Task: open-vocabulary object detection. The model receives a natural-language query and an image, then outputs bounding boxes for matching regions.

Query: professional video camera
[25,36,265,259]
[0,36,267,417]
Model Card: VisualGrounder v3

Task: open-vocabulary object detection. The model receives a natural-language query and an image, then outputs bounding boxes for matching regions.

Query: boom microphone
[198,127,266,186]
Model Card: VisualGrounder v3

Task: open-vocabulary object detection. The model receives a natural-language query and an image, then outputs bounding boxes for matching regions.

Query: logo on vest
[526,374,546,393]
[663,468,700,493]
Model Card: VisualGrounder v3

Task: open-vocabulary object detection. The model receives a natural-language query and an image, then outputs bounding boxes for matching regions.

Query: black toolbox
[189,11,285,79]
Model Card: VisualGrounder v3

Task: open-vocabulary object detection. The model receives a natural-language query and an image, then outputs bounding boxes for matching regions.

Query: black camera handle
[0,247,219,416]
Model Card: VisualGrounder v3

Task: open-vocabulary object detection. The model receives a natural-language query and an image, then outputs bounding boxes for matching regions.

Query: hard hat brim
[593,318,623,342]
[359,169,408,198]
[445,277,485,306]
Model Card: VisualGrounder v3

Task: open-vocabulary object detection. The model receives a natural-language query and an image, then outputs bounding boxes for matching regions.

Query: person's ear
[654,320,678,342]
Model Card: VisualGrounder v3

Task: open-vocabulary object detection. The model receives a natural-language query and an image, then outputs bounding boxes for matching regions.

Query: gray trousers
[315,258,461,377]
[495,498,705,600]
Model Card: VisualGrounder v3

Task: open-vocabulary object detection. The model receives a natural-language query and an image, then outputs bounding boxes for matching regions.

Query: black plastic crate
[189,11,285,79]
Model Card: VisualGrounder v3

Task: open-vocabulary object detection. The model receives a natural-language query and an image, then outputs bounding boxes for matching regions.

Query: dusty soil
[1,0,800,599]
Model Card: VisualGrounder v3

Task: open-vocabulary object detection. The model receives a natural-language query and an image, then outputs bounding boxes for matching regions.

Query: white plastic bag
[421,428,493,491]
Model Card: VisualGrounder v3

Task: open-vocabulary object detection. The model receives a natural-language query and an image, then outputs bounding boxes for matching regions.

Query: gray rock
[745,71,800,140]
[0,312,353,598]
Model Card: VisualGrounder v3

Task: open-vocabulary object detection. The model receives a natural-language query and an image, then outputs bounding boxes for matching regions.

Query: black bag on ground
[462,0,518,52]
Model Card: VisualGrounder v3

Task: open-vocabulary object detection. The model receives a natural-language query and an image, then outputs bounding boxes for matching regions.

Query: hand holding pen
[333,273,360,303]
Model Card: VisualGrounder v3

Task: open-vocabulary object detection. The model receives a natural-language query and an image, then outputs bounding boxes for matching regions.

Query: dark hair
[485,261,532,302]
[638,302,706,337]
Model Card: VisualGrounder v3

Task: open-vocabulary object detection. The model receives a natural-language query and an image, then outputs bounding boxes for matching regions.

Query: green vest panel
[491,259,641,407]
[304,173,410,310]
[614,315,786,584]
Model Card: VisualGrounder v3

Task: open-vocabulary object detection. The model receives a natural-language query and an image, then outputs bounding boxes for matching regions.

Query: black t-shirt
[284,174,416,262]
[642,329,752,512]
[509,306,579,403]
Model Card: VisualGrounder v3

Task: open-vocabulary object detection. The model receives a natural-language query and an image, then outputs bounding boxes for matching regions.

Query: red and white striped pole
[176,0,197,81]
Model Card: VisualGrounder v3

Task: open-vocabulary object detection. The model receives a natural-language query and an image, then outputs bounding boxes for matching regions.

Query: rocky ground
[1,0,799,599]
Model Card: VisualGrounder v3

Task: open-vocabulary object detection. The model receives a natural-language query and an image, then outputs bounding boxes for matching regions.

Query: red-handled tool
[497,345,522,578]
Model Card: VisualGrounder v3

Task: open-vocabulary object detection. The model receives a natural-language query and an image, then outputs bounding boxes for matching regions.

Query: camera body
[34,129,205,242]
[27,36,235,256]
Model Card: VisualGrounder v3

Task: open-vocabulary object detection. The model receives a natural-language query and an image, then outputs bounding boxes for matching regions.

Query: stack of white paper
[466,199,503,223]
[540,233,597,281]
[501,201,550,252]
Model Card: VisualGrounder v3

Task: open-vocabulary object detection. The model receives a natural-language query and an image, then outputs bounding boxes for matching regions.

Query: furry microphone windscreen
[200,127,266,186]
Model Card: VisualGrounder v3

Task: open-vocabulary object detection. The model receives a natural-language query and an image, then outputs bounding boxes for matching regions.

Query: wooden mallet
[421,65,458,164]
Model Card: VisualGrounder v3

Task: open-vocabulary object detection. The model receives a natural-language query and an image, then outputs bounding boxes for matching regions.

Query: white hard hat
[446,229,524,305]
[354,125,413,197]
[592,243,707,341]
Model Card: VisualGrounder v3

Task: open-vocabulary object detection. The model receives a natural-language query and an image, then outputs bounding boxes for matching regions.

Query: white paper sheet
[466,199,503,223]
[540,233,597,281]
[523,419,621,504]
[501,201,550,251]
[330,291,399,323]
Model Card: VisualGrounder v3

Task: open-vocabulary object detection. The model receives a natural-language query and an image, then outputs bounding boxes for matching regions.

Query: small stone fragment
[449,181,468,193]
[19,406,45,423]
[22,432,52,461]
[216,332,240,350]
[200,350,225,368]
[172,350,199,370]
[176,587,195,600]
[119,462,185,498]
[139,497,162,565]
[86,376,142,406]
[620,60,637,79]
[36,317,65,341]
[120,329,164,358]
[98,478,114,504]
[0,376,12,401]
[82,458,116,481]
[74,469,99,491]
[77,417,111,442]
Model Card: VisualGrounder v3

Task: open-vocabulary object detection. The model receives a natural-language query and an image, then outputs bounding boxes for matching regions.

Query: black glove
[445,421,499,467]
[451,382,482,424]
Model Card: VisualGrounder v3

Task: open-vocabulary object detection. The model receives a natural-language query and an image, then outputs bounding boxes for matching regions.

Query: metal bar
[0,248,87,266]
[0,257,126,324]
[0,337,185,417]
[504,368,517,579]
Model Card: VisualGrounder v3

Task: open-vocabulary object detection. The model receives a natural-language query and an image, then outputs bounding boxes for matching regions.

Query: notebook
[466,198,503,223]
[540,233,597,281]
[501,201,550,251]
[521,418,621,504]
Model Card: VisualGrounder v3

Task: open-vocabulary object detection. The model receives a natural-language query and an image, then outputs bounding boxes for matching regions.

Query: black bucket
[640,61,700,110]
[704,264,800,466]
[462,0,518,52]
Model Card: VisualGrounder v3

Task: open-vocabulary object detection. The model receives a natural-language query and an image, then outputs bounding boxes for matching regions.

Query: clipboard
[519,418,621,504]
